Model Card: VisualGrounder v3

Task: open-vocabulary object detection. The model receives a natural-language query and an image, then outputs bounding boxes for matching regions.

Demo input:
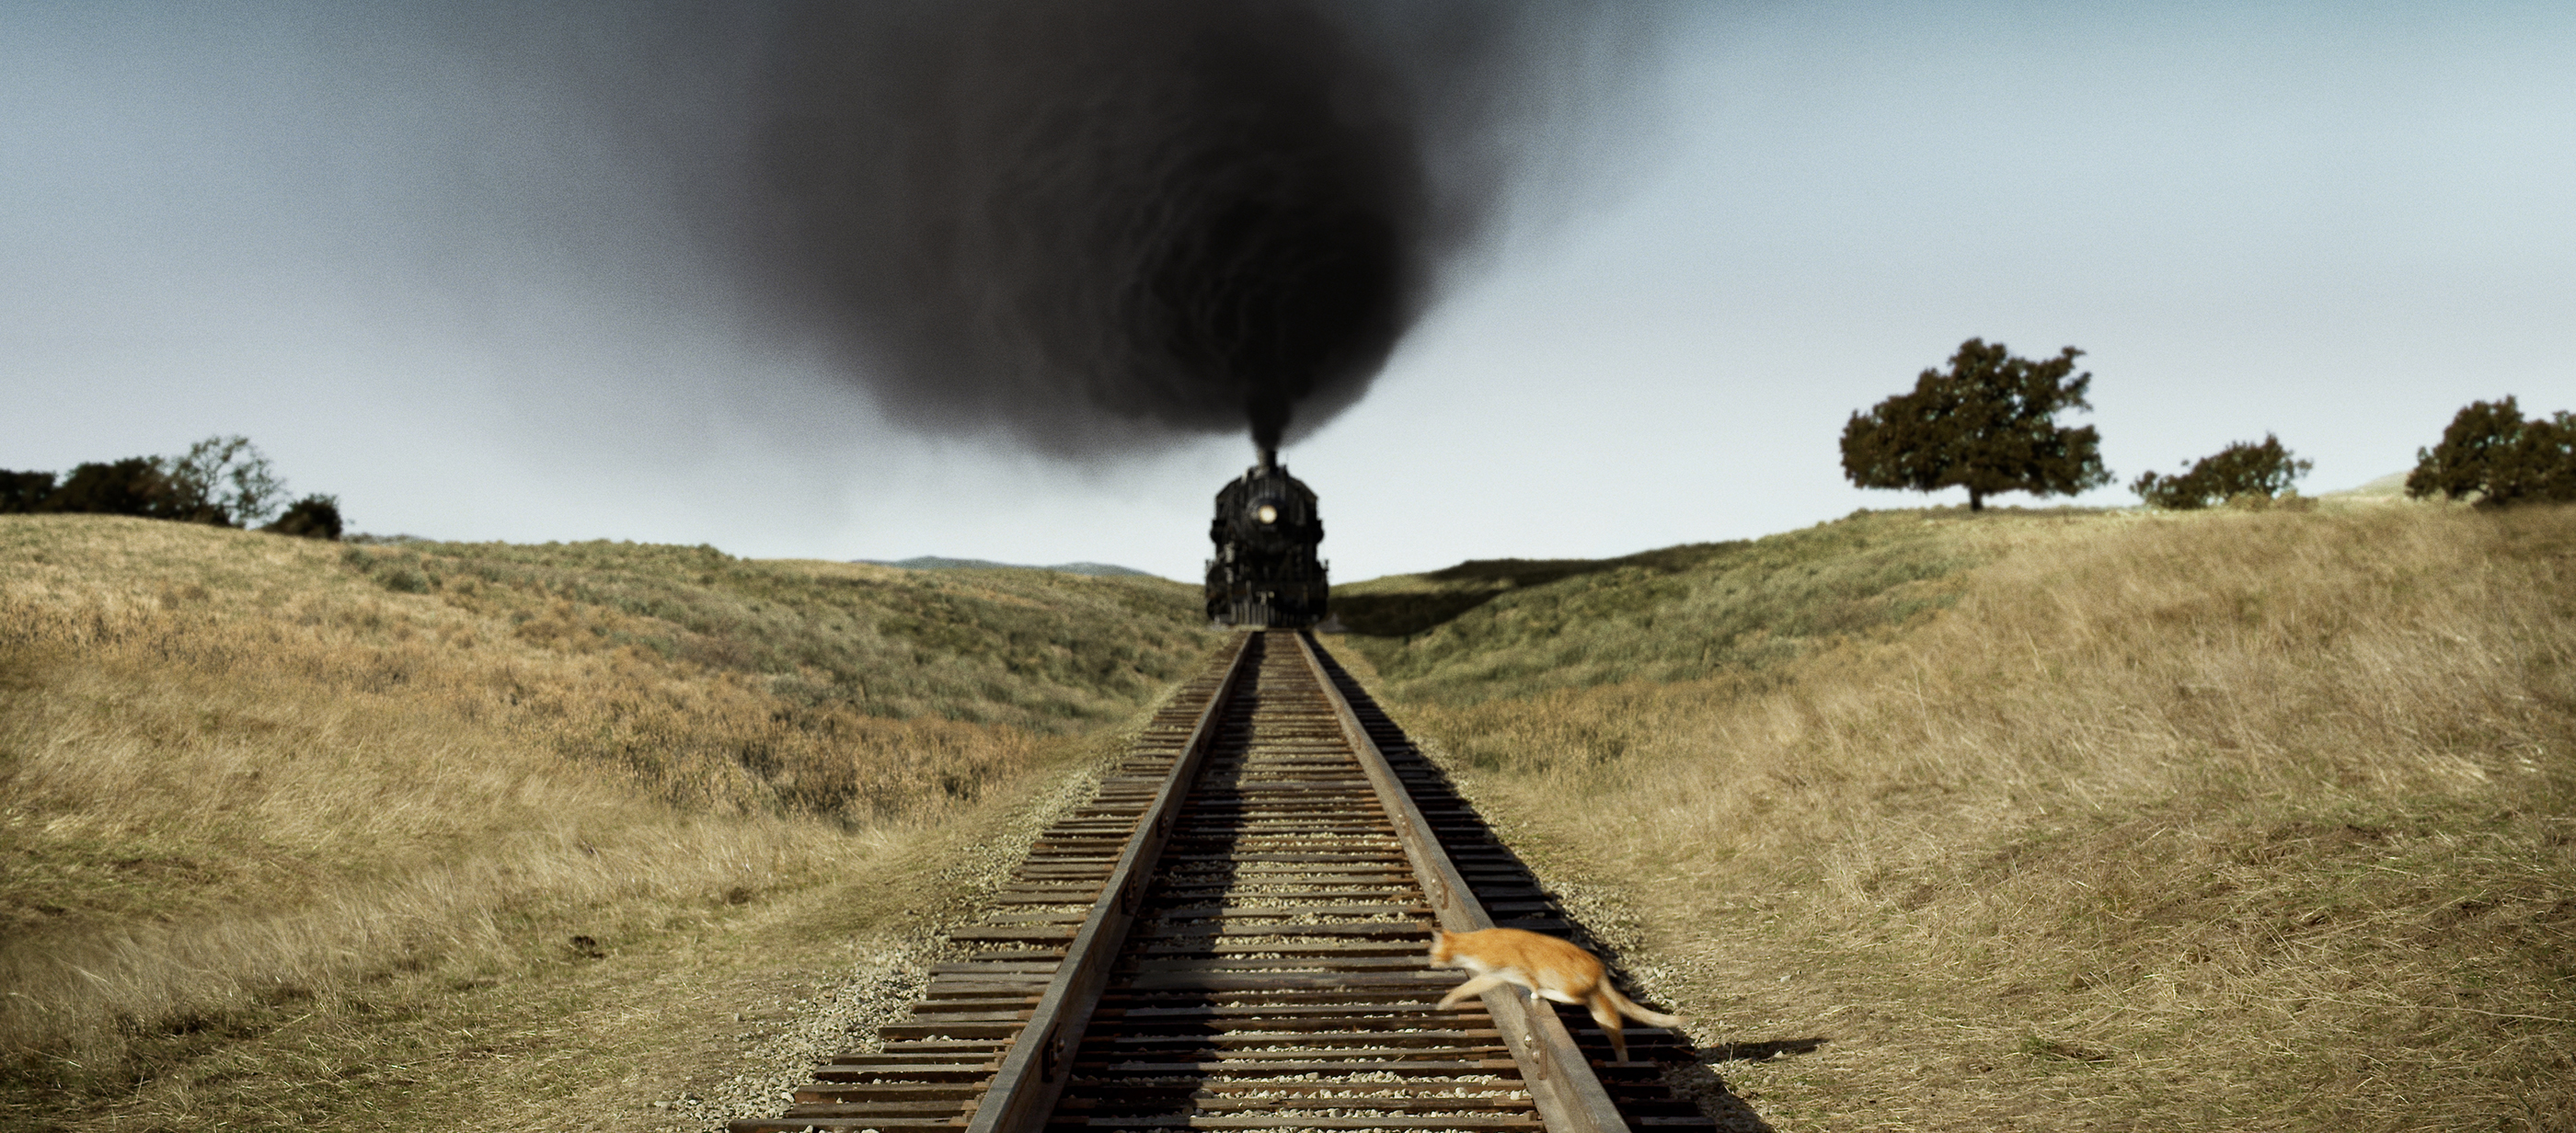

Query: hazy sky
[6,1,2571,580]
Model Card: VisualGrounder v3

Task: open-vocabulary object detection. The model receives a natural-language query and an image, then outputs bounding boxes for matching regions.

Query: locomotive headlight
[1256,504,1278,524]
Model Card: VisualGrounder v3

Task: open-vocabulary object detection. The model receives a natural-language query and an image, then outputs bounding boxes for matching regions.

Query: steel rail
[962,633,1261,1133]
[1285,631,1631,1133]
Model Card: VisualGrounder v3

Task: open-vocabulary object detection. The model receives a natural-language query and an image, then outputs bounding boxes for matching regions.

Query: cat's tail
[1604,987,1681,1029]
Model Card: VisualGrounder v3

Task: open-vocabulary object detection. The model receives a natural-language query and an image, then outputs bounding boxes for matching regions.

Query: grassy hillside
[1332,508,2024,705]
[14,501,2570,1132]
[1328,502,2576,1131]
[340,537,1206,731]
[0,515,1218,1130]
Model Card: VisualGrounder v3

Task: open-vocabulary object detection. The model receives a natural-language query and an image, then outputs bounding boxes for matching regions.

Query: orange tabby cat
[1428,927,1681,1064]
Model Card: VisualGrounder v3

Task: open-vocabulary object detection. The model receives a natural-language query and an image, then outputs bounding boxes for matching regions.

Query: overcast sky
[6,1,2571,581]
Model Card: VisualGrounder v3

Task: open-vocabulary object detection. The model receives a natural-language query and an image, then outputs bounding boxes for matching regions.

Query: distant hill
[2322,469,2412,498]
[1327,511,1981,705]
[867,555,1163,578]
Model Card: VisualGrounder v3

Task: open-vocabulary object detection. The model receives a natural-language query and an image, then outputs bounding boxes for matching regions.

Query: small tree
[2406,396,2576,508]
[164,435,288,527]
[262,494,345,540]
[1841,338,2112,510]
[2133,434,2313,509]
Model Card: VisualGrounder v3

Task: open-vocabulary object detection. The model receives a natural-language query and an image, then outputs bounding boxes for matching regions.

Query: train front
[1204,449,1328,628]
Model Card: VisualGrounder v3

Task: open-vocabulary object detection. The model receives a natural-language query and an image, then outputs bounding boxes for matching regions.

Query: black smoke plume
[701,0,1604,458]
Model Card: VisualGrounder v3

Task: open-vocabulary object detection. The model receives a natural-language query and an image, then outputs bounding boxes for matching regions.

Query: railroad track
[737,631,1709,1133]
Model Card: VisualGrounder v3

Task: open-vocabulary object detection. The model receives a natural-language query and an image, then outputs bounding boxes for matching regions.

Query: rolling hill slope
[1328,501,2576,1131]
[10,500,2571,1132]
[1330,508,2016,704]
[0,515,1219,1130]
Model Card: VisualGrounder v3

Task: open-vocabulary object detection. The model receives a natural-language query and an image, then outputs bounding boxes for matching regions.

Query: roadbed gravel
[648,737,1124,1133]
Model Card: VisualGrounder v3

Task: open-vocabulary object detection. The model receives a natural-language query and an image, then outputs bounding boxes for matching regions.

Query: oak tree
[2406,396,2576,507]
[1841,338,2110,511]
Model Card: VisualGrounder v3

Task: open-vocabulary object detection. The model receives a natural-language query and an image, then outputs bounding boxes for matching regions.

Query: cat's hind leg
[1588,990,1630,1063]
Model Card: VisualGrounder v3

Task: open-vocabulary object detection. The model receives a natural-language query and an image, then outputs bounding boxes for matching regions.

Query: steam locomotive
[1205,450,1328,627]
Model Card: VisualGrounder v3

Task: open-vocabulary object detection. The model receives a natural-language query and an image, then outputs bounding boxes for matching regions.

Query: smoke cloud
[681,1,1617,458]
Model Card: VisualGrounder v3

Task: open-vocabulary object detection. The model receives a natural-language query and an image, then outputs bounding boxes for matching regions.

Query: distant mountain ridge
[2322,470,2411,498]
[865,555,1162,578]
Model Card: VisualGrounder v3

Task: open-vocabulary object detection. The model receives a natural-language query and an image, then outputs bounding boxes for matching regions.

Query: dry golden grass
[1344,503,2576,1131]
[0,514,1214,1128]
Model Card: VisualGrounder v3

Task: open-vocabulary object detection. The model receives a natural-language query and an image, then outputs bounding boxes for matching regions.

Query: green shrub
[0,469,55,513]
[262,494,344,540]
[43,457,190,520]
[2133,433,2311,509]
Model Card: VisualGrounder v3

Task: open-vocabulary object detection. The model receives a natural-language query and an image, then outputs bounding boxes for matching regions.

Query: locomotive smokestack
[1259,445,1278,475]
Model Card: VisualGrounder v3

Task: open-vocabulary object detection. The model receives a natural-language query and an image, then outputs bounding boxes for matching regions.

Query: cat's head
[1427,930,1453,966]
